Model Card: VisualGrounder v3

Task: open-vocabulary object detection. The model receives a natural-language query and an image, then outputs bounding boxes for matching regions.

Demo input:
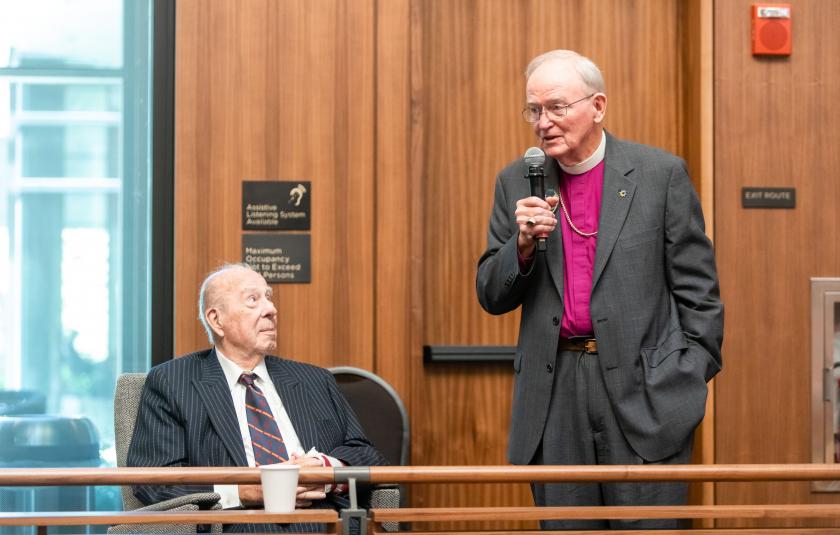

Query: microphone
[524,147,547,252]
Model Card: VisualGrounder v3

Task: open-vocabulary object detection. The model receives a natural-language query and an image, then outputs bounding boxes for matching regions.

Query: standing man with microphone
[476,50,723,530]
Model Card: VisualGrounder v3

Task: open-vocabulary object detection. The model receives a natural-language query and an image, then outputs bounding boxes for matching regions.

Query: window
[0,0,159,524]
[810,278,840,491]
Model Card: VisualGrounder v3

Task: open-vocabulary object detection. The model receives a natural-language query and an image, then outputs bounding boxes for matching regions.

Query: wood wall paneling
[680,0,716,516]
[714,0,840,528]
[175,0,376,370]
[375,0,414,406]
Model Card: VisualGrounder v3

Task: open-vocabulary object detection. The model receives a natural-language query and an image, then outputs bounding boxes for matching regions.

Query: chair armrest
[106,493,222,534]
[369,485,401,533]
[131,492,222,512]
[369,485,400,509]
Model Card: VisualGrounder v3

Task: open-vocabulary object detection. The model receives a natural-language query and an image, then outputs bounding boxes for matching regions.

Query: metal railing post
[334,467,371,535]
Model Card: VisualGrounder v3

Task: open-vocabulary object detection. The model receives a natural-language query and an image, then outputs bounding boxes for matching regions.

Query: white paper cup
[259,463,300,513]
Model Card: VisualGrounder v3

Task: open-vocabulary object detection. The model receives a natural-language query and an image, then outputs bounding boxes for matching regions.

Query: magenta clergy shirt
[558,161,604,337]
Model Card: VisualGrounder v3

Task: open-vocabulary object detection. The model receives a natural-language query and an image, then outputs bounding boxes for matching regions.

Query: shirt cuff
[517,250,534,274]
[215,484,241,509]
[319,454,348,494]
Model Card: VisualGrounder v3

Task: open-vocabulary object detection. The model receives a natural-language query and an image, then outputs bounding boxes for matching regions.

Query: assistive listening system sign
[242,181,311,230]
[242,234,310,283]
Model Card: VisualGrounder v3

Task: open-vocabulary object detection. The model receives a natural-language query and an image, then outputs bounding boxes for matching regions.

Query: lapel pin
[619,190,627,198]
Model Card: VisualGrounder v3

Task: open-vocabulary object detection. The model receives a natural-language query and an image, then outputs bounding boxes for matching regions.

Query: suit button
[546,363,553,373]
[552,316,560,326]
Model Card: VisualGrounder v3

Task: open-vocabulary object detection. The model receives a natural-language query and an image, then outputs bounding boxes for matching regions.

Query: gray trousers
[530,349,693,530]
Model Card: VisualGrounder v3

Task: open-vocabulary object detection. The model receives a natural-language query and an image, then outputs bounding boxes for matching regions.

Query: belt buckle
[584,339,597,354]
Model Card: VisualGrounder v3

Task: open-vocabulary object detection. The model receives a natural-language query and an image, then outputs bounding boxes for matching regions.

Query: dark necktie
[238,372,289,465]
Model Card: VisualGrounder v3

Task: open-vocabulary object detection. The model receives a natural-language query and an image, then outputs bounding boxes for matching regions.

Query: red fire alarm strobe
[752,4,792,56]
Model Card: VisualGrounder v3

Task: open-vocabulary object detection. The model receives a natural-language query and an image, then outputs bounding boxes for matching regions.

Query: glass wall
[0,0,154,526]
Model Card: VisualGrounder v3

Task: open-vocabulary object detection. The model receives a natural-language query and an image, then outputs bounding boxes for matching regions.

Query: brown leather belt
[557,337,598,354]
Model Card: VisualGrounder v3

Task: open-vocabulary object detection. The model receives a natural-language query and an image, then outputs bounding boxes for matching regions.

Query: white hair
[525,50,606,94]
[197,262,255,345]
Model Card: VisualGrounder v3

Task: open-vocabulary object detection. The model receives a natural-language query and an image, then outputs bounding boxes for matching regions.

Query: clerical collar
[558,131,606,175]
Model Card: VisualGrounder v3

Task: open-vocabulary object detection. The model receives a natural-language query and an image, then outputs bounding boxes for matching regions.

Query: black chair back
[329,367,409,466]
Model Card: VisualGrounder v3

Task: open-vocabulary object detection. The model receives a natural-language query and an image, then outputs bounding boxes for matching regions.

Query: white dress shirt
[214,349,341,508]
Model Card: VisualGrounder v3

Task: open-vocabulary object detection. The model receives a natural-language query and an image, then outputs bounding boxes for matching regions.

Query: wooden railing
[5,463,840,485]
[0,467,342,535]
[2,464,840,534]
[0,509,339,535]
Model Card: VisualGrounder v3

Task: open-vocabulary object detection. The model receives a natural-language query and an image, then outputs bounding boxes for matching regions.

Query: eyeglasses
[522,93,596,123]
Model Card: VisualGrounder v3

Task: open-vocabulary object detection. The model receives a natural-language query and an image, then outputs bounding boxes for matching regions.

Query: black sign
[242,234,310,283]
[742,187,796,209]
[242,181,311,230]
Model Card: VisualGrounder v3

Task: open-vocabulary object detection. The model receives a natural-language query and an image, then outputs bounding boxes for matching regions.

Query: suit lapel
[265,358,319,451]
[192,349,248,466]
[543,157,565,298]
[592,136,636,290]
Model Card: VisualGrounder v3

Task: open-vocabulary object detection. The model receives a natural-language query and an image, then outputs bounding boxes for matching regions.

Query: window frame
[150,0,175,366]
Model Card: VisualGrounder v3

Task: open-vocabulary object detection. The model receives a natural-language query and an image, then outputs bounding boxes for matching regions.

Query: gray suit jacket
[476,133,723,464]
[127,348,386,532]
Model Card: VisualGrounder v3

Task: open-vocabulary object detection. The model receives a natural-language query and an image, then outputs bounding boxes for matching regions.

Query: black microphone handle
[536,171,547,252]
[528,165,548,253]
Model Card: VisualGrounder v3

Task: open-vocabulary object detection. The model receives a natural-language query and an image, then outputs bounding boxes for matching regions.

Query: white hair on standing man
[524,49,606,94]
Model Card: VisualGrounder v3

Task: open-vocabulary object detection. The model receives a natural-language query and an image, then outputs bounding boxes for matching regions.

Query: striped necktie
[238,372,289,465]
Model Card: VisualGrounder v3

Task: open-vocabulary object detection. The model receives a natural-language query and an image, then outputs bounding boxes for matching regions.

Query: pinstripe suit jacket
[127,348,385,533]
[477,133,723,464]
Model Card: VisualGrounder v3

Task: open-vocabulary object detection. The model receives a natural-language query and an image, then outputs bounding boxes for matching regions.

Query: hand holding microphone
[516,147,557,255]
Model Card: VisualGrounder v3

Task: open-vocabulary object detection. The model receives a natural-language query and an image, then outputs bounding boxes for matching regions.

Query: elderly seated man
[128,263,386,533]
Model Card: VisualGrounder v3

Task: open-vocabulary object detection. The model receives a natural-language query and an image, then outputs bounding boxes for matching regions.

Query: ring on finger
[526,216,536,226]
